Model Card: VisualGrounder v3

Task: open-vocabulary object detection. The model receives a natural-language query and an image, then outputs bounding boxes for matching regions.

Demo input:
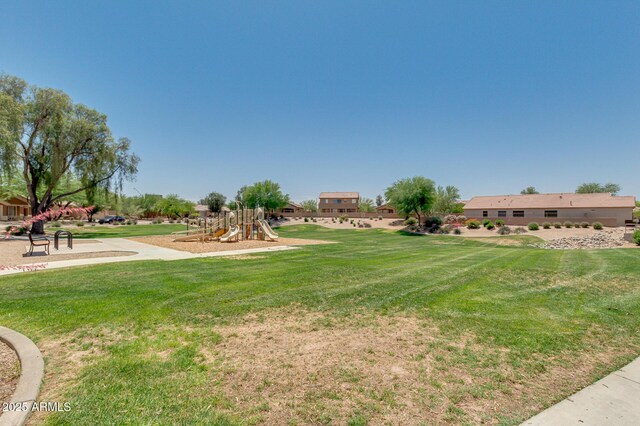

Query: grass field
[1,225,639,424]
[57,223,188,238]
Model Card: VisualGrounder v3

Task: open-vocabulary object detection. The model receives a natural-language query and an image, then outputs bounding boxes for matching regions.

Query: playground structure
[172,207,278,243]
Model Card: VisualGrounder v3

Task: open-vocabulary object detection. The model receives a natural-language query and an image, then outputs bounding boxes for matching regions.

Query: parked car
[98,215,125,224]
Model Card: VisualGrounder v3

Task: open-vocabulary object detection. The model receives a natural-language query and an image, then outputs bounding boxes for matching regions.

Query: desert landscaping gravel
[0,339,19,407]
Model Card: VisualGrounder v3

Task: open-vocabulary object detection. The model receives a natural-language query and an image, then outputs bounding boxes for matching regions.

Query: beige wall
[319,197,359,213]
[279,211,401,219]
[464,207,632,226]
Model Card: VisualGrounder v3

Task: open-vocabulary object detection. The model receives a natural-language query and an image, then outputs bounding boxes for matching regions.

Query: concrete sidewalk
[0,238,298,276]
[523,357,640,425]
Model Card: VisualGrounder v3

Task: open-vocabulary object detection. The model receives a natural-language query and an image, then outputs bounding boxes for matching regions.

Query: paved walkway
[0,238,298,276]
[523,357,640,425]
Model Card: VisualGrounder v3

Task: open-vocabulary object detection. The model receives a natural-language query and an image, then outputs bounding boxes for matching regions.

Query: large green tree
[199,192,226,217]
[385,176,436,224]
[358,197,376,213]
[301,199,318,212]
[431,185,461,215]
[157,194,195,219]
[241,180,289,214]
[576,182,621,195]
[520,186,539,194]
[0,74,139,232]
[375,195,384,207]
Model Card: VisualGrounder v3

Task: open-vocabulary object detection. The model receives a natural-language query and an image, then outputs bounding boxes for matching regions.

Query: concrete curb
[0,327,44,426]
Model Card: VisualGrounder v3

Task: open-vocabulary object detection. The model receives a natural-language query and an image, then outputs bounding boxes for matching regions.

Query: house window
[513,211,525,217]
[498,211,506,217]
[482,211,488,217]
[336,199,342,204]
[544,210,558,218]
[324,199,328,204]
[351,199,356,203]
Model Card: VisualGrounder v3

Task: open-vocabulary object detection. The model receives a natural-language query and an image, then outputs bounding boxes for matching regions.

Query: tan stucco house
[464,193,636,226]
[375,204,397,214]
[0,196,31,221]
[279,202,303,214]
[319,192,359,214]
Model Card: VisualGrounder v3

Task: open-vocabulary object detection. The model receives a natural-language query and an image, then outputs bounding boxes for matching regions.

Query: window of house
[324,199,328,204]
[351,199,356,203]
[498,211,507,217]
[513,211,525,217]
[336,199,342,204]
[482,211,488,217]
[544,210,558,217]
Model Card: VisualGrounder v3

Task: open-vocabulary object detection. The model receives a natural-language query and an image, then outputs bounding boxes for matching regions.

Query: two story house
[319,192,359,214]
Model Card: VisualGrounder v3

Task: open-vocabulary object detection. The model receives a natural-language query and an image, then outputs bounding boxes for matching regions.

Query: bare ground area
[0,240,135,267]
[128,235,333,253]
[0,339,19,407]
[275,217,405,230]
[25,308,638,425]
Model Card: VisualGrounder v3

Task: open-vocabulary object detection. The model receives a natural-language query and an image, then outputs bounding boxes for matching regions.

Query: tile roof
[319,192,359,199]
[464,193,636,209]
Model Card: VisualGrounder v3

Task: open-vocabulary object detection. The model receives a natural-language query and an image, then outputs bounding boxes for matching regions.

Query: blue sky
[2,1,639,202]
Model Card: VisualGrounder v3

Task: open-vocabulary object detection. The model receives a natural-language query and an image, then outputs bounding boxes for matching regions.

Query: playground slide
[258,220,279,241]
[220,225,240,242]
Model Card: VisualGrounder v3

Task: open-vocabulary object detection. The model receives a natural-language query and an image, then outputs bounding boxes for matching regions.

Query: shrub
[593,222,603,230]
[304,217,309,222]
[554,222,562,229]
[564,221,573,228]
[453,227,462,235]
[76,221,85,227]
[425,217,443,227]
[378,216,383,220]
[514,227,527,234]
[581,222,589,228]
[633,230,640,246]
[440,224,453,234]
[340,214,349,222]
[497,226,511,235]
[495,219,505,227]
[485,221,495,230]
[49,221,61,228]
[528,222,539,231]
[466,219,481,229]
[574,222,581,228]
[404,217,417,226]
[542,222,551,229]
[482,219,492,227]
[151,218,164,224]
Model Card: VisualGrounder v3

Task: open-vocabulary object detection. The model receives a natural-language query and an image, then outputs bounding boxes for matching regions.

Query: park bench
[27,232,50,256]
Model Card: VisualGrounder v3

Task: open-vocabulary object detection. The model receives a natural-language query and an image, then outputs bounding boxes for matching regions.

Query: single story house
[195,204,230,218]
[375,204,397,214]
[463,193,636,227]
[279,202,303,214]
[0,195,31,221]
[319,192,359,214]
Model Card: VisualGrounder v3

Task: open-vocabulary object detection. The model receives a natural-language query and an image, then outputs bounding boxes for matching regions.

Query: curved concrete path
[0,327,44,426]
[523,356,640,425]
[0,238,299,276]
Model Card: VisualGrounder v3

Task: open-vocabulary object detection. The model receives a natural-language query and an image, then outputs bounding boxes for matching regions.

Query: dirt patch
[465,237,528,247]
[129,235,332,254]
[0,339,20,407]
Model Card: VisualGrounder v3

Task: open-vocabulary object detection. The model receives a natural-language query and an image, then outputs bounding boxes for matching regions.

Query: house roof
[195,204,208,211]
[464,193,636,210]
[319,192,359,199]
[375,203,394,211]
[288,201,302,208]
[0,195,29,206]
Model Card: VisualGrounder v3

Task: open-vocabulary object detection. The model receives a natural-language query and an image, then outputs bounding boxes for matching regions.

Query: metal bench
[27,232,50,256]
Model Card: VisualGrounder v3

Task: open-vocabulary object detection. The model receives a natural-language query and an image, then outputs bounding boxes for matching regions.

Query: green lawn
[55,223,188,238]
[1,225,639,425]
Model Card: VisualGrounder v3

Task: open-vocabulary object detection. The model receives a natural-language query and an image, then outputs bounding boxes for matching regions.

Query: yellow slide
[258,219,279,241]
[220,225,240,242]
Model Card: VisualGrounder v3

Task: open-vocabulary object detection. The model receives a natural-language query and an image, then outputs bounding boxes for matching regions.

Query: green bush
[581,222,590,228]
[574,223,581,228]
[528,222,539,231]
[593,222,603,230]
[554,222,562,229]
[440,224,453,234]
[633,230,640,246]
[76,221,85,227]
[482,219,492,227]
[404,217,417,226]
[466,219,481,229]
[453,227,462,235]
[564,221,573,228]
[485,221,495,230]
[497,226,511,235]
[495,219,505,227]
[304,217,309,222]
[542,222,551,229]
